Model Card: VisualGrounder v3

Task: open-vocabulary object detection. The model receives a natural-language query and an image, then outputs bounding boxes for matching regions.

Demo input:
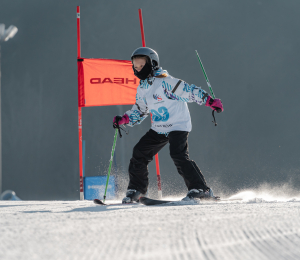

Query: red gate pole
[138,9,146,47]
[77,6,84,200]
[138,9,162,199]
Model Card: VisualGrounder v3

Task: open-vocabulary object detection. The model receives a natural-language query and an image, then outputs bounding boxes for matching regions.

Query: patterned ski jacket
[125,68,209,134]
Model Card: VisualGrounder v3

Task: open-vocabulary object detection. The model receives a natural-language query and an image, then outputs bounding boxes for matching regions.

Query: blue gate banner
[84,176,116,200]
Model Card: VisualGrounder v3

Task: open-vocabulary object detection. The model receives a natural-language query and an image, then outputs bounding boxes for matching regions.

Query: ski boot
[182,188,217,201]
[122,189,142,204]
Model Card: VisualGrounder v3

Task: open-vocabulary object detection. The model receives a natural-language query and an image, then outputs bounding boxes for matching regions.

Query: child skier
[113,47,223,204]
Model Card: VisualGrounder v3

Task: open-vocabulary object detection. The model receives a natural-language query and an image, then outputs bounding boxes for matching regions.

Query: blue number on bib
[150,107,169,122]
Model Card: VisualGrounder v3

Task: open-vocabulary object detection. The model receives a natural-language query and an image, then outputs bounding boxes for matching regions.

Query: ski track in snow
[1,194,300,260]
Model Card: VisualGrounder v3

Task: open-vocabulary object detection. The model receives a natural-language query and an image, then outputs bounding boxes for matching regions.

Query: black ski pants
[128,129,209,194]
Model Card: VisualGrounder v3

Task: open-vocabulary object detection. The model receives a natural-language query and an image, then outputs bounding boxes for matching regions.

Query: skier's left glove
[205,96,223,113]
[113,114,129,129]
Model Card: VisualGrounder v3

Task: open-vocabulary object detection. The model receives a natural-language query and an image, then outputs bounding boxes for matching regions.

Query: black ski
[139,197,173,205]
[93,199,136,206]
[139,196,221,206]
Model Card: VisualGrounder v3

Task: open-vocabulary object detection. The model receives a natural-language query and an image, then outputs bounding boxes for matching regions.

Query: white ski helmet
[131,47,159,69]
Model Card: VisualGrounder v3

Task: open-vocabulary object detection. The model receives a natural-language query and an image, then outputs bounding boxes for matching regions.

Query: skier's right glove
[113,114,129,129]
[205,96,223,113]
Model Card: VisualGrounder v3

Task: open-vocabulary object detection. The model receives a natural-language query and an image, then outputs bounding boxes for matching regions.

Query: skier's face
[133,57,147,72]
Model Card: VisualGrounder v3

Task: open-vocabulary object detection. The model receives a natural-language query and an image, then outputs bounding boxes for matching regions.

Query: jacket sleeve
[124,91,149,127]
[162,79,209,106]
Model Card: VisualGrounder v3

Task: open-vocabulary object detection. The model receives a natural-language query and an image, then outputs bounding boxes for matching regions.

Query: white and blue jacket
[125,68,209,134]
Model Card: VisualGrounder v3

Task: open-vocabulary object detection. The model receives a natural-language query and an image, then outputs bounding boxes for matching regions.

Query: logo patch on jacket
[153,94,163,101]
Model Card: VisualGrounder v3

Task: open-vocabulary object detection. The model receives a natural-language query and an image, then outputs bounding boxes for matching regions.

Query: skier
[113,47,223,204]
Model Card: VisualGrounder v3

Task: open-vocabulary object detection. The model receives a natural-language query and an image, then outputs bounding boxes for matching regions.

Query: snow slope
[1,192,300,260]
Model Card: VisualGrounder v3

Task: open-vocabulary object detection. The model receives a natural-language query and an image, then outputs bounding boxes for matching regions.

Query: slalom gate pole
[195,50,215,99]
[155,155,162,199]
[138,9,146,47]
[82,140,85,178]
[138,8,162,199]
[77,6,84,200]
[103,128,118,203]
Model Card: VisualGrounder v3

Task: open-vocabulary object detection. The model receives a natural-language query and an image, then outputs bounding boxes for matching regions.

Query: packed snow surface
[1,191,300,260]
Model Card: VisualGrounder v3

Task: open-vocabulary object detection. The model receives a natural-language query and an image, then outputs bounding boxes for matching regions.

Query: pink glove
[113,114,129,128]
[205,96,223,113]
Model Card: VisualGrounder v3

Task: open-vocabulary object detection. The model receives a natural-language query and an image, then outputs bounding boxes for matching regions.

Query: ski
[93,199,137,206]
[139,196,221,206]
[139,197,173,205]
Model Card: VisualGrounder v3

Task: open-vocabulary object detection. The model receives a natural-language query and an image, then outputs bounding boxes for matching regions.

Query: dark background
[0,0,299,200]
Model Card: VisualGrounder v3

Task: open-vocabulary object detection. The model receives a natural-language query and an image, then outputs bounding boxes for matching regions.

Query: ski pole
[103,128,118,203]
[195,50,215,99]
[195,50,221,126]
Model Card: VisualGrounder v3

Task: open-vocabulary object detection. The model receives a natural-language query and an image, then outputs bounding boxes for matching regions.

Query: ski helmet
[131,47,159,69]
